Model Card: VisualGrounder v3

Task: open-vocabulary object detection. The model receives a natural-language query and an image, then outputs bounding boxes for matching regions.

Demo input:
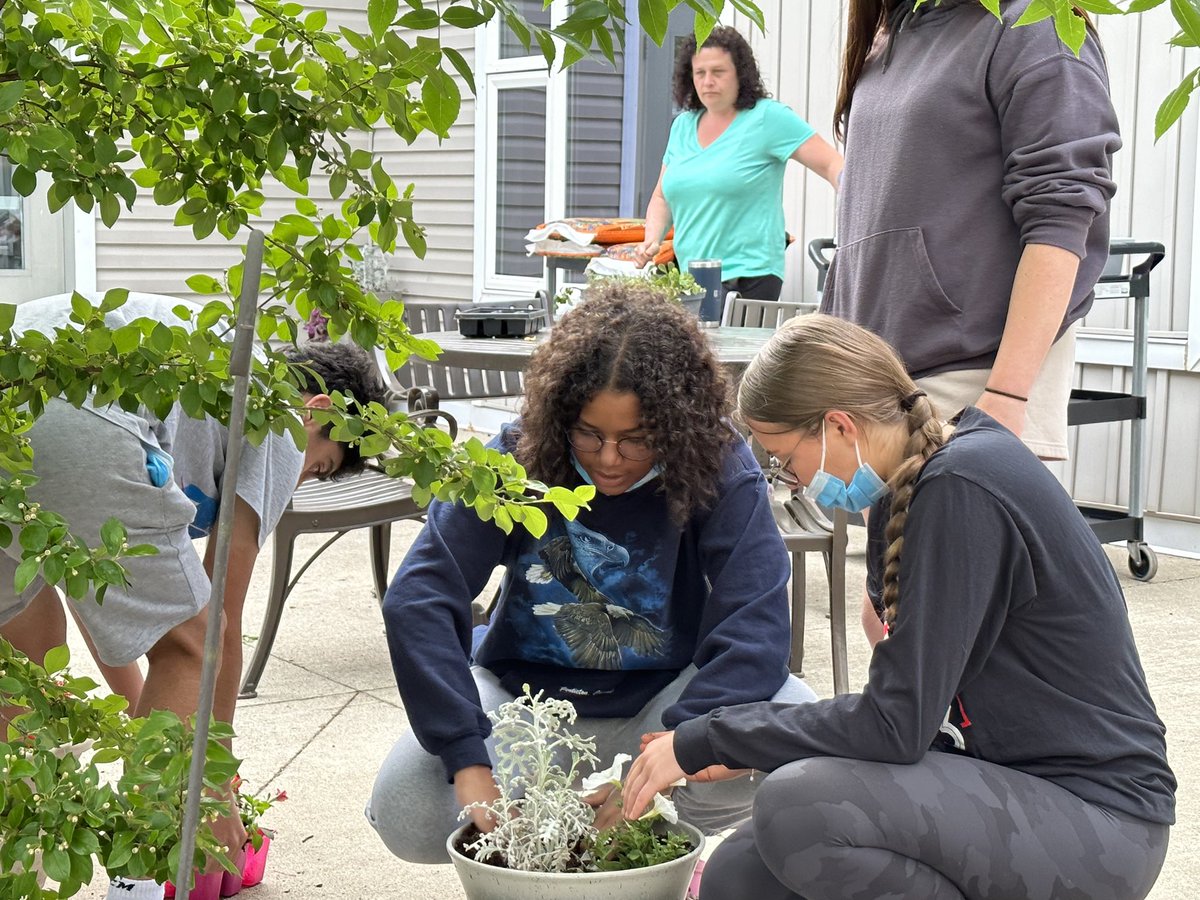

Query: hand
[639,731,747,783]
[623,732,687,821]
[632,239,660,267]
[453,765,502,833]
[582,782,624,832]
[975,389,1027,438]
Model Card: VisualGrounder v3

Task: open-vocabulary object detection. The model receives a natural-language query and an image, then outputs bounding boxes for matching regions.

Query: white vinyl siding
[94,0,476,305]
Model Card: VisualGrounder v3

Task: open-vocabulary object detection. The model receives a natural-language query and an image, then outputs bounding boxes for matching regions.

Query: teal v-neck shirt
[662,99,815,281]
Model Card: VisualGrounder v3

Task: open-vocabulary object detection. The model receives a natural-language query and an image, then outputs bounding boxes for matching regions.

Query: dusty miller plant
[464,687,600,873]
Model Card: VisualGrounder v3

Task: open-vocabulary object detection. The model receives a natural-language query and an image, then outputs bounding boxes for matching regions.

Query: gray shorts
[0,401,210,666]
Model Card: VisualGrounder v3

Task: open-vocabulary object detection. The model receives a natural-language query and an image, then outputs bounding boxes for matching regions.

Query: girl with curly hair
[632,25,841,301]
[625,314,1175,900]
[368,282,814,863]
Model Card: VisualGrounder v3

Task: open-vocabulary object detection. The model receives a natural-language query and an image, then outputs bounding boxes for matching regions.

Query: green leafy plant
[230,775,285,850]
[0,639,234,899]
[585,266,703,304]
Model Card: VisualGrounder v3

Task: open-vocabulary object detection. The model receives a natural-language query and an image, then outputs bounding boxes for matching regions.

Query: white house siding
[94,0,476,306]
[734,2,1200,542]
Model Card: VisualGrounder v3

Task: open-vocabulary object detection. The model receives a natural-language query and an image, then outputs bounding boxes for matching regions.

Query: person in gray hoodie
[821,0,1120,463]
[624,315,1174,900]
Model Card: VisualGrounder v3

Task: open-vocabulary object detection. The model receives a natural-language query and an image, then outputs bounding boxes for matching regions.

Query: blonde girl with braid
[623,315,1174,900]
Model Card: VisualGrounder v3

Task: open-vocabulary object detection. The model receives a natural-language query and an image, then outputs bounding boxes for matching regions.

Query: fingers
[582,783,614,808]
[470,804,500,834]
[639,730,668,752]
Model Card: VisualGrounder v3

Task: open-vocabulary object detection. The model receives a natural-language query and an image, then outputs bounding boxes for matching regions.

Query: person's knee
[366,740,454,863]
[147,606,222,668]
[753,757,872,868]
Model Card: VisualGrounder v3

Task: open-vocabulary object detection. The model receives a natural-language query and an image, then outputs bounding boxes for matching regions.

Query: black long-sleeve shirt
[675,409,1175,826]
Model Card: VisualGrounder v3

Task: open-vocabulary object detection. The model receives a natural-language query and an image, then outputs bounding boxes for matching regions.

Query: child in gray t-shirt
[0,292,389,886]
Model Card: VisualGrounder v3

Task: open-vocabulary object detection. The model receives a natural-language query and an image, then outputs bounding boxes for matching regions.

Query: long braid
[881,393,946,625]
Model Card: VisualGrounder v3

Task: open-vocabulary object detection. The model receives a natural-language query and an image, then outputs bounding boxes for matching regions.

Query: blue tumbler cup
[688,259,724,326]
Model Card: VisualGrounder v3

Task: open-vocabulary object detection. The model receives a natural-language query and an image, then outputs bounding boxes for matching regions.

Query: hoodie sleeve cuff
[439,734,492,783]
[673,714,718,775]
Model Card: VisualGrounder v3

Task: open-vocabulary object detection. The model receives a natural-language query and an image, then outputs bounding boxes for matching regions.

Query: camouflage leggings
[701,752,1169,900]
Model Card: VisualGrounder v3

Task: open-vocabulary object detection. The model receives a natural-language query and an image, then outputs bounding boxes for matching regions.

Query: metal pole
[174,229,265,897]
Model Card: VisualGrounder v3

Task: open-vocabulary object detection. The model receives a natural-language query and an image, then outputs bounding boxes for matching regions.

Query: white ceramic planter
[447,821,704,900]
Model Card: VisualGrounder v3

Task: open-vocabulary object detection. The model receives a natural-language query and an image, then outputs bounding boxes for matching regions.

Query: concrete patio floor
[72,515,1198,898]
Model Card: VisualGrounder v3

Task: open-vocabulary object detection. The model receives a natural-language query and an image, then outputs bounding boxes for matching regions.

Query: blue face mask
[802,421,888,513]
[571,452,661,493]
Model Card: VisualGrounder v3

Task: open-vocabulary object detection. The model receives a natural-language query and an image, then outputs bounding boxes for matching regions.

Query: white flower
[579,753,631,793]
[639,791,679,824]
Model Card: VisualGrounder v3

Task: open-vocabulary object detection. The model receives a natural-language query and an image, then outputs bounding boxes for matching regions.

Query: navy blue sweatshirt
[676,409,1175,826]
[383,424,793,780]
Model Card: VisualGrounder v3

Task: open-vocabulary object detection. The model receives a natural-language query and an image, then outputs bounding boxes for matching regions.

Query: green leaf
[100,518,127,554]
[444,46,475,96]
[398,8,439,28]
[142,13,171,46]
[1014,2,1054,26]
[1128,0,1167,9]
[267,129,287,169]
[368,0,399,38]
[18,521,48,552]
[0,81,24,115]
[9,165,35,197]
[13,557,41,594]
[442,6,488,29]
[1172,0,1200,47]
[213,81,238,116]
[42,846,71,883]
[1155,69,1198,139]
[1072,0,1122,13]
[100,193,121,228]
[0,302,15,332]
[43,644,70,674]
[185,274,225,294]
[639,0,669,44]
[422,68,461,137]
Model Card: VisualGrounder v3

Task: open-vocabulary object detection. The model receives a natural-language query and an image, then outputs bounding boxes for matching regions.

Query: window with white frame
[476,4,626,296]
[0,157,26,270]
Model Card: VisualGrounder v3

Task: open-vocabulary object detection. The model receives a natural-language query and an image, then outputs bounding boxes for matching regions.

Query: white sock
[107,877,165,900]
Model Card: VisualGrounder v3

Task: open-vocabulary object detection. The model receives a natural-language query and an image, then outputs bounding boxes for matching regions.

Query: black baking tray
[456,303,546,338]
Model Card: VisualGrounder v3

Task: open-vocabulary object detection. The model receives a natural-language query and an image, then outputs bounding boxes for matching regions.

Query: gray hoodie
[821,0,1121,378]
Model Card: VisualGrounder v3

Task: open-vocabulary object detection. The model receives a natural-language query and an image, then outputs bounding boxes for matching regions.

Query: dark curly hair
[516,281,734,524]
[672,25,769,112]
[285,341,388,478]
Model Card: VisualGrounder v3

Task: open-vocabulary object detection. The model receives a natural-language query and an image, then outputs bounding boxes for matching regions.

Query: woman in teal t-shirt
[633,26,842,301]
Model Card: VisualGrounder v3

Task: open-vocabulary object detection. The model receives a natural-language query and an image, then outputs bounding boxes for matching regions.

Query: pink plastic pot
[220,846,248,897]
[165,870,223,900]
[165,858,241,900]
[239,831,271,888]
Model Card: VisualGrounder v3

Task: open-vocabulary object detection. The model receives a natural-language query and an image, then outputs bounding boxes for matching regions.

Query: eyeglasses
[764,433,806,489]
[766,456,801,489]
[567,427,654,462]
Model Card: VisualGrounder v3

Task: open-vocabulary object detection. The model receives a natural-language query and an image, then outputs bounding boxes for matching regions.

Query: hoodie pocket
[822,227,964,373]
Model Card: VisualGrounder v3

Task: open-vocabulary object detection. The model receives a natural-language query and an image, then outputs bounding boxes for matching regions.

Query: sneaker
[107,878,165,900]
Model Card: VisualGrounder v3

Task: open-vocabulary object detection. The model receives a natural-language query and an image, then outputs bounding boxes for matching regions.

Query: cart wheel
[1127,544,1158,582]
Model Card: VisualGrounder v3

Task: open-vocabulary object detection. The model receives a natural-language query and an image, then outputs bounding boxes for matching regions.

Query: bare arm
[202,495,262,725]
[633,166,672,267]
[974,243,1080,436]
[791,134,843,191]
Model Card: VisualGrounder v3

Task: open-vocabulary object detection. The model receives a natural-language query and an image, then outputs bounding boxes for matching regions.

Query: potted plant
[583,266,706,315]
[233,779,285,889]
[0,640,235,899]
[447,687,703,900]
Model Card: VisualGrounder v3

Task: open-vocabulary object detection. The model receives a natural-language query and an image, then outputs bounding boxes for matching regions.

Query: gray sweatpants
[701,752,1169,900]
[366,665,816,863]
